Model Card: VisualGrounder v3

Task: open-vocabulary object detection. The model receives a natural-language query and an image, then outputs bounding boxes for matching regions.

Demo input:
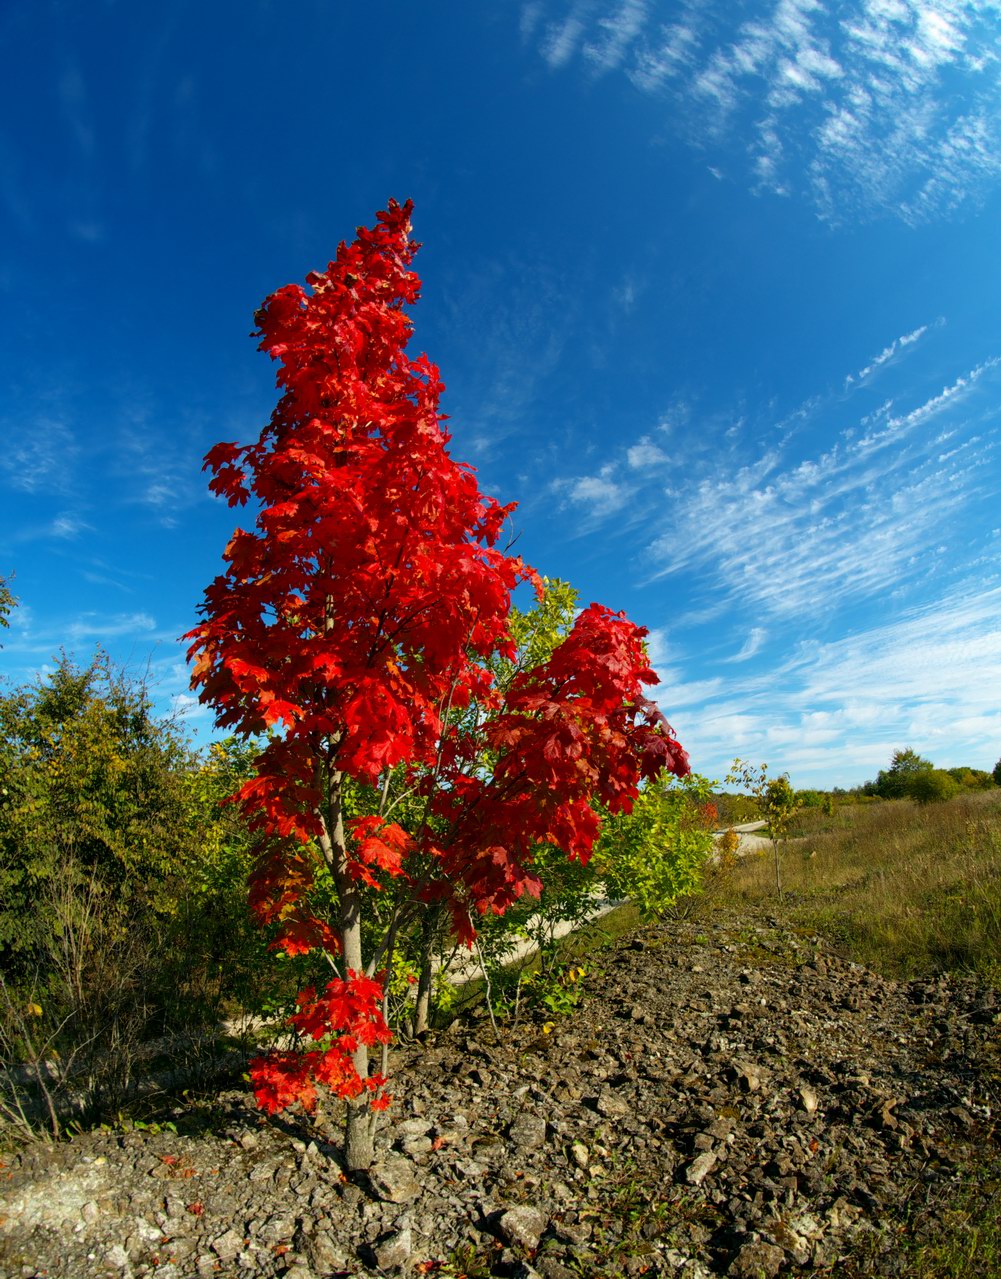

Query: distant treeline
[712,747,999,824]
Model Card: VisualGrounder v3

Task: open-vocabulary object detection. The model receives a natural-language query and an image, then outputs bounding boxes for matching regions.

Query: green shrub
[909,769,961,805]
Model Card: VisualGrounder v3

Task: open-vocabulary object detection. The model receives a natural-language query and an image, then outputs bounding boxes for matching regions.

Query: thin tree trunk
[412,959,432,1038]
[411,905,442,1037]
[317,758,377,1173]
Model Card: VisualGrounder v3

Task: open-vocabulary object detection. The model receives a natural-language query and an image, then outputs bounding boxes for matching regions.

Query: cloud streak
[525,0,1001,222]
[647,357,1000,617]
[554,349,1001,619]
[847,323,930,385]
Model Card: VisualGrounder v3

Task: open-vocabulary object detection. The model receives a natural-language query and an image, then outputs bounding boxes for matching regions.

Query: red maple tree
[187,200,688,1170]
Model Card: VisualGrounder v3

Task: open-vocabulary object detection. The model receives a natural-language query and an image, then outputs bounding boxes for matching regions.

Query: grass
[838,1151,1001,1279]
[714,790,1001,986]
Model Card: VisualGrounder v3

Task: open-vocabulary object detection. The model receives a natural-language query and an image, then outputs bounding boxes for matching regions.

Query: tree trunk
[344,1093,375,1173]
[319,760,378,1173]
[413,961,432,1037]
[411,906,440,1037]
[340,889,376,1172]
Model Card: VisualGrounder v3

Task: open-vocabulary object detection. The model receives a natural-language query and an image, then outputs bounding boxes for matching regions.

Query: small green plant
[537,963,587,1017]
[727,760,800,897]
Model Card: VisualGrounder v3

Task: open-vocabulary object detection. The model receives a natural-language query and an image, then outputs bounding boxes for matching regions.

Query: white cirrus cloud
[641,353,1000,618]
[541,15,586,68]
[627,436,668,468]
[526,0,1001,222]
[654,583,1001,788]
[0,419,79,495]
[729,627,767,662]
[583,0,650,71]
[847,322,930,385]
[554,467,630,518]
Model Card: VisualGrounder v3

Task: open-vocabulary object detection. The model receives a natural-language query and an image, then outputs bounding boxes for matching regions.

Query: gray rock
[728,1238,786,1278]
[510,1111,548,1149]
[730,1060,767,1093]
[373,1227,413,1269]
[104,1243,132,1271]
[684,1152,718,1186]
[306,1228,350,1272]
[369,1154,422,1203]
[596,1091,631,1118]
[211,1228,244,1263]
[798,1086,819,1113]
[498,1204,549,1251]
[401,1134,434,1157]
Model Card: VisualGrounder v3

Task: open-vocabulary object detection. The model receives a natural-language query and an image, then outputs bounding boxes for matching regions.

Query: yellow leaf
[27,1002,42,1018]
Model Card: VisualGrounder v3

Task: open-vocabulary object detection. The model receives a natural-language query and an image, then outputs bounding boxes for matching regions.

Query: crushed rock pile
[1,907,998,1278]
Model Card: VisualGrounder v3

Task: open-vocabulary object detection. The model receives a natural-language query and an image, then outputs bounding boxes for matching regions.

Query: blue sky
[2,0,999,789]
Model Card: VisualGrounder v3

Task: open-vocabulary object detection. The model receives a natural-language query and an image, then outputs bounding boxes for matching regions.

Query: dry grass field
[718,790,1001,987]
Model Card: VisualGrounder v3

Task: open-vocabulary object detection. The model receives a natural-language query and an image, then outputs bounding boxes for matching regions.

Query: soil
[1,903,998,1279]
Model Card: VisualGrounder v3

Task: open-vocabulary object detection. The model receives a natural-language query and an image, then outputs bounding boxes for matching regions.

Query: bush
[908,769,961,805]
[595,771,717,919]
[0,656,276,1137]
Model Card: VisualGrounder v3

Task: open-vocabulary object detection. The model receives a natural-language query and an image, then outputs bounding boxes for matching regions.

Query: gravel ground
[1,904,998,1278]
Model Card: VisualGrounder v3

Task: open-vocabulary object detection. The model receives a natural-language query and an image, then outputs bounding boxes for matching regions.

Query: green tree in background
[0,656,280,1133]
[908,769,961,805]
[0,653,192,976]
[872,748,934,799]
[944,767,993,791]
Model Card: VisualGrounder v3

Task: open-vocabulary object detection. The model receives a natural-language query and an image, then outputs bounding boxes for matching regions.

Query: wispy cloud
[846,323,930,386]
[583,0,650,72]
[115,415,211,529]
[729,627,766,663]
[663,583,1001,787]
[8,511,92,545]
[626,436,668,468]
[441,251,577,467]
[527,1,1001,223]
[541,14,586,68]
[554,350,1000,619]
[0,419,79,495]
[64,611,157,643]
[647,356,1000,617]
[58,63,96,159]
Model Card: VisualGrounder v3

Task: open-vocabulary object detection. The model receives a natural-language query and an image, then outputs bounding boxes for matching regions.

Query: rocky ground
[1,904,998,1279]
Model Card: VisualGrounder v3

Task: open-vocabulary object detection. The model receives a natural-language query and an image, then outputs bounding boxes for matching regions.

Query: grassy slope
[720,790,1001,986]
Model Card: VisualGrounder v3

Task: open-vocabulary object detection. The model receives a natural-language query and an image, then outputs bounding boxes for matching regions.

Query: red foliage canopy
[187,200,689,1121]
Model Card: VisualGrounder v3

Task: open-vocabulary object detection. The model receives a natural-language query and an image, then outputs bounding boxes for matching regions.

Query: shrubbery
[0,656,280,1137]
